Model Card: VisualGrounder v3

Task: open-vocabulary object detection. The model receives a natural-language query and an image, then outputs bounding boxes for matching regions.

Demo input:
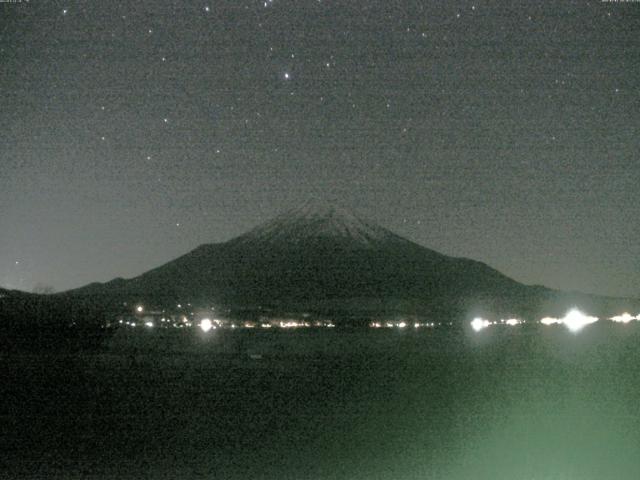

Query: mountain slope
[65,202,638,320]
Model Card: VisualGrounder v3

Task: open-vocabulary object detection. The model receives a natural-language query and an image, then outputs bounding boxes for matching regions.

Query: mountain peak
[229,200,401,248]
[280,199,362,223]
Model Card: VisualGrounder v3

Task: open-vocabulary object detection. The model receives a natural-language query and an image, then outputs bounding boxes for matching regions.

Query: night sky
[1,1,638,297]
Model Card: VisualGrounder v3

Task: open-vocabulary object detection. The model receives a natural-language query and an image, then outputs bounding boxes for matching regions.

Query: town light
[610,313,635,324]
[540,316,562,325]
[562,309,598,332]
[471,317,490,332]
[199,318,213,332]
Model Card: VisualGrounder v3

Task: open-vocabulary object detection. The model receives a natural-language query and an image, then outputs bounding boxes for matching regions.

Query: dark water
[3,324,640,479]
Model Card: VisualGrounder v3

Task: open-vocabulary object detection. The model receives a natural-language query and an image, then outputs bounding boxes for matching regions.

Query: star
[62,8,68,15]
[163,118,169,123]
[284,72,291,80]
[204,6,210,12]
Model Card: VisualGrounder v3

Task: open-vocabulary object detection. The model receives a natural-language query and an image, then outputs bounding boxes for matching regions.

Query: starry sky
[1,0,638,297]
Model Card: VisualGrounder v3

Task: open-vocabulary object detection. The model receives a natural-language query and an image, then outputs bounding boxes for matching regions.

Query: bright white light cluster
[469,309,605,333]
[562,309,598,332]
[538,309,598,332]
[471,317,524,331]
[504,318,522,326]
[538,311,640,329]
[199,318,213,332]
[610,313,639,324]
[471,317,491,332]
[540,317,563,326]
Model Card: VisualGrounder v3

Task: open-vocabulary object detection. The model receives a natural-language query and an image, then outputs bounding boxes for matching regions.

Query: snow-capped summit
[231,199,402,248]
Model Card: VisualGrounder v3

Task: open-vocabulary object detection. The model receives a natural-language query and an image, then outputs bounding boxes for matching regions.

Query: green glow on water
[5,324,640,479]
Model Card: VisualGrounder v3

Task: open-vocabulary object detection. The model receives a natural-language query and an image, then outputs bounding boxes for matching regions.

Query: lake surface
[3,324,640,479]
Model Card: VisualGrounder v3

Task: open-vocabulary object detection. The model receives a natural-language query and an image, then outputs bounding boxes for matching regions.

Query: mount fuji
[64,201,637,321]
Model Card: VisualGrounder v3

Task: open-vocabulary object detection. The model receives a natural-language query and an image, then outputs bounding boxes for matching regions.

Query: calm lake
[3,324,640,479]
